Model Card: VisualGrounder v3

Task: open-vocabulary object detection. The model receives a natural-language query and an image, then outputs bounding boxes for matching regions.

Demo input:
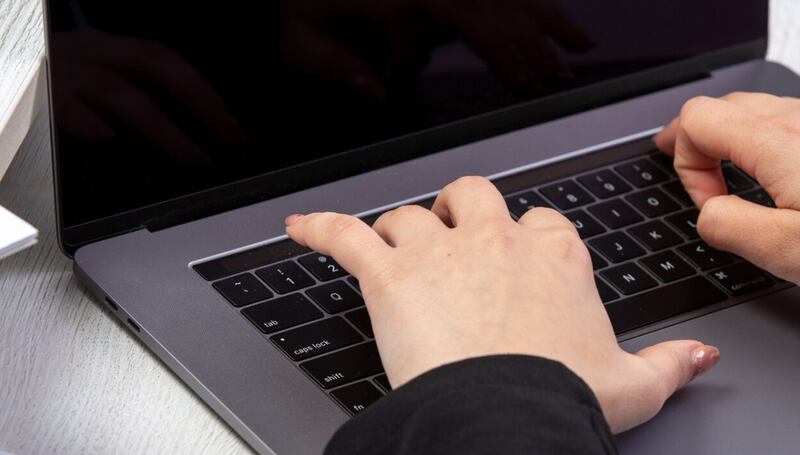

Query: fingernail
[284,214,304,226]
[691,345,720,378]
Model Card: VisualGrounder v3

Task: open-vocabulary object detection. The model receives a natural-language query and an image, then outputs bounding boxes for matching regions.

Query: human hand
[285,176,719,433]
[654,92,800,284]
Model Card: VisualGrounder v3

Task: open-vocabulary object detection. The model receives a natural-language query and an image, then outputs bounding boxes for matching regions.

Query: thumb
[698,195,800,282]
[636,340,720,402]
[605,341,719,433]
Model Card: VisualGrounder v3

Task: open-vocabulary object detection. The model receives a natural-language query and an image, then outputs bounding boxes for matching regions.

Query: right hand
[654,92,800,283]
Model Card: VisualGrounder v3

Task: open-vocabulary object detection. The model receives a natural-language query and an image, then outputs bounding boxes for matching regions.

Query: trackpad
[617,286,800,455]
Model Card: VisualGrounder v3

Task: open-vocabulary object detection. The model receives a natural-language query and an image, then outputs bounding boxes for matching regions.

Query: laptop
[43,1,800,453]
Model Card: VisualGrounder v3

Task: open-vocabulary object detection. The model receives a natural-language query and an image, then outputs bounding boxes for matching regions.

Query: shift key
[301,342,383,389]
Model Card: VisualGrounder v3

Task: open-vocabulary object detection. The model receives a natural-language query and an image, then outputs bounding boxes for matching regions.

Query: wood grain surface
[1,1,799,454]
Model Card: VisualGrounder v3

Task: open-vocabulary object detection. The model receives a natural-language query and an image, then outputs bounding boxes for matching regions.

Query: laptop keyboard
[193,143,789,417]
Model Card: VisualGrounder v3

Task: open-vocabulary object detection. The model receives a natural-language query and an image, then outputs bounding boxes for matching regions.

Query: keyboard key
[595,277,620,303]
[605,276,726,333]
[588,199,643,229]
[374,374,392,392]
[741,189,776,208]
[709,262,774,296]
[307,281,365,314]
[649,153,678,176]
[213,273,273,307]
[722,166,754,194]
[625,188,681,217]
[194,241,310,281]
[346,307,374,337]
[301,342,383,389]
[589,232,646,263]
[242,293,323,334]
[663,181,694,206]
[627,220,683,251]
[678,241,734,271]
[577,170,632,199]
[601,263,658,295]
[347,276,361,292]
[505,191,552,218]
[666,209,700,239]
[564,210,606,239]
[331,381,384,415]
[271,317,363,361]
[539,180,595,210]
[589,248,608,271]
[256,261,316,294]
[299,253,348,281]
[615,159,669,188]
[640,251,695,283]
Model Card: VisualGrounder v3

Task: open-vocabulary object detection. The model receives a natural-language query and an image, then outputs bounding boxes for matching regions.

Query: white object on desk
[0,205,37,260]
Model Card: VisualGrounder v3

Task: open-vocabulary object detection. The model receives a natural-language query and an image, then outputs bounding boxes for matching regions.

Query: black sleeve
[324,355,618,455]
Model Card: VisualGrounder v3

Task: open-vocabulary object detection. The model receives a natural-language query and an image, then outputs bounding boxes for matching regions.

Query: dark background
[47,0,766,230]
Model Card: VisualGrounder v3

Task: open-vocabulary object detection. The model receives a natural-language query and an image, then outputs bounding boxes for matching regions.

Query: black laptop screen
[47,0,766,234]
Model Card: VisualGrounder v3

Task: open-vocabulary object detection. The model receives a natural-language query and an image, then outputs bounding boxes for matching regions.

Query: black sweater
[325,355,617,455]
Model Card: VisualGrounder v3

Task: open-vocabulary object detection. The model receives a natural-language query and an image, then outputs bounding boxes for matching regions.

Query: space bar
[605,276,727,334]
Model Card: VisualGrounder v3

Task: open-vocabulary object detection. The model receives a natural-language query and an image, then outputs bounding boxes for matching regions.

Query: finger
[670,96,798,207]
[653,92,800,158]
[372,205,447,246]
[722,91,800,117]
[285,212,393,278]
[653,116,679,157]
[634,340,719,414]
[698,195,800,282]
[517,207,576,232]
[430,176,510,227]
[82,72,211,168]
[607,341,719,433]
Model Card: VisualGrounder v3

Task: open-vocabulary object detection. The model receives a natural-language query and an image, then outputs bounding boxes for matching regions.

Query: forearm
[325,355,617,455]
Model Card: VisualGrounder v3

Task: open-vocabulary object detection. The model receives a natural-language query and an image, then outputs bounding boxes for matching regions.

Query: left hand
[285,176,719,433]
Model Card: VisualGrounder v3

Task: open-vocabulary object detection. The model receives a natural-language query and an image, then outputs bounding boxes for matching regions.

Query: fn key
[331,381,384,415]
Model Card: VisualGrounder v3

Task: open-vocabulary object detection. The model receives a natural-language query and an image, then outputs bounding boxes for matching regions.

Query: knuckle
[768,116,800,137]
[764,212,800,274]
[680,96,714,119]
[552,228,587,261]
[320,213,359,239]
[722,91,750,102]
[374,205,425,229]
[451,175,491,191]
[477,219,517,246]
[697,197,726,240]
[392,204,424,217]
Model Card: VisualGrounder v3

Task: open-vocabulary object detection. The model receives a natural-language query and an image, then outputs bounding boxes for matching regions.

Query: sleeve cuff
[325,355,616,455]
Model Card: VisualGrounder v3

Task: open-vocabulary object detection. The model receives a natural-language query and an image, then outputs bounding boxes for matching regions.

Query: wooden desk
[1,1,799,453]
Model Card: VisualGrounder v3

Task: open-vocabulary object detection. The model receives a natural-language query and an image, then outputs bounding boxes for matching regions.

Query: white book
[0,205,37,260]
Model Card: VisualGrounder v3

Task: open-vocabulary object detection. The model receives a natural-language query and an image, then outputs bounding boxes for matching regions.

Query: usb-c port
[105,297,118,311]
[127,318,140,333]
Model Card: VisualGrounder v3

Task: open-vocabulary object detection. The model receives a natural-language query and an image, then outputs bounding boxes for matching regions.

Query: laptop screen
[47,0,766,238]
